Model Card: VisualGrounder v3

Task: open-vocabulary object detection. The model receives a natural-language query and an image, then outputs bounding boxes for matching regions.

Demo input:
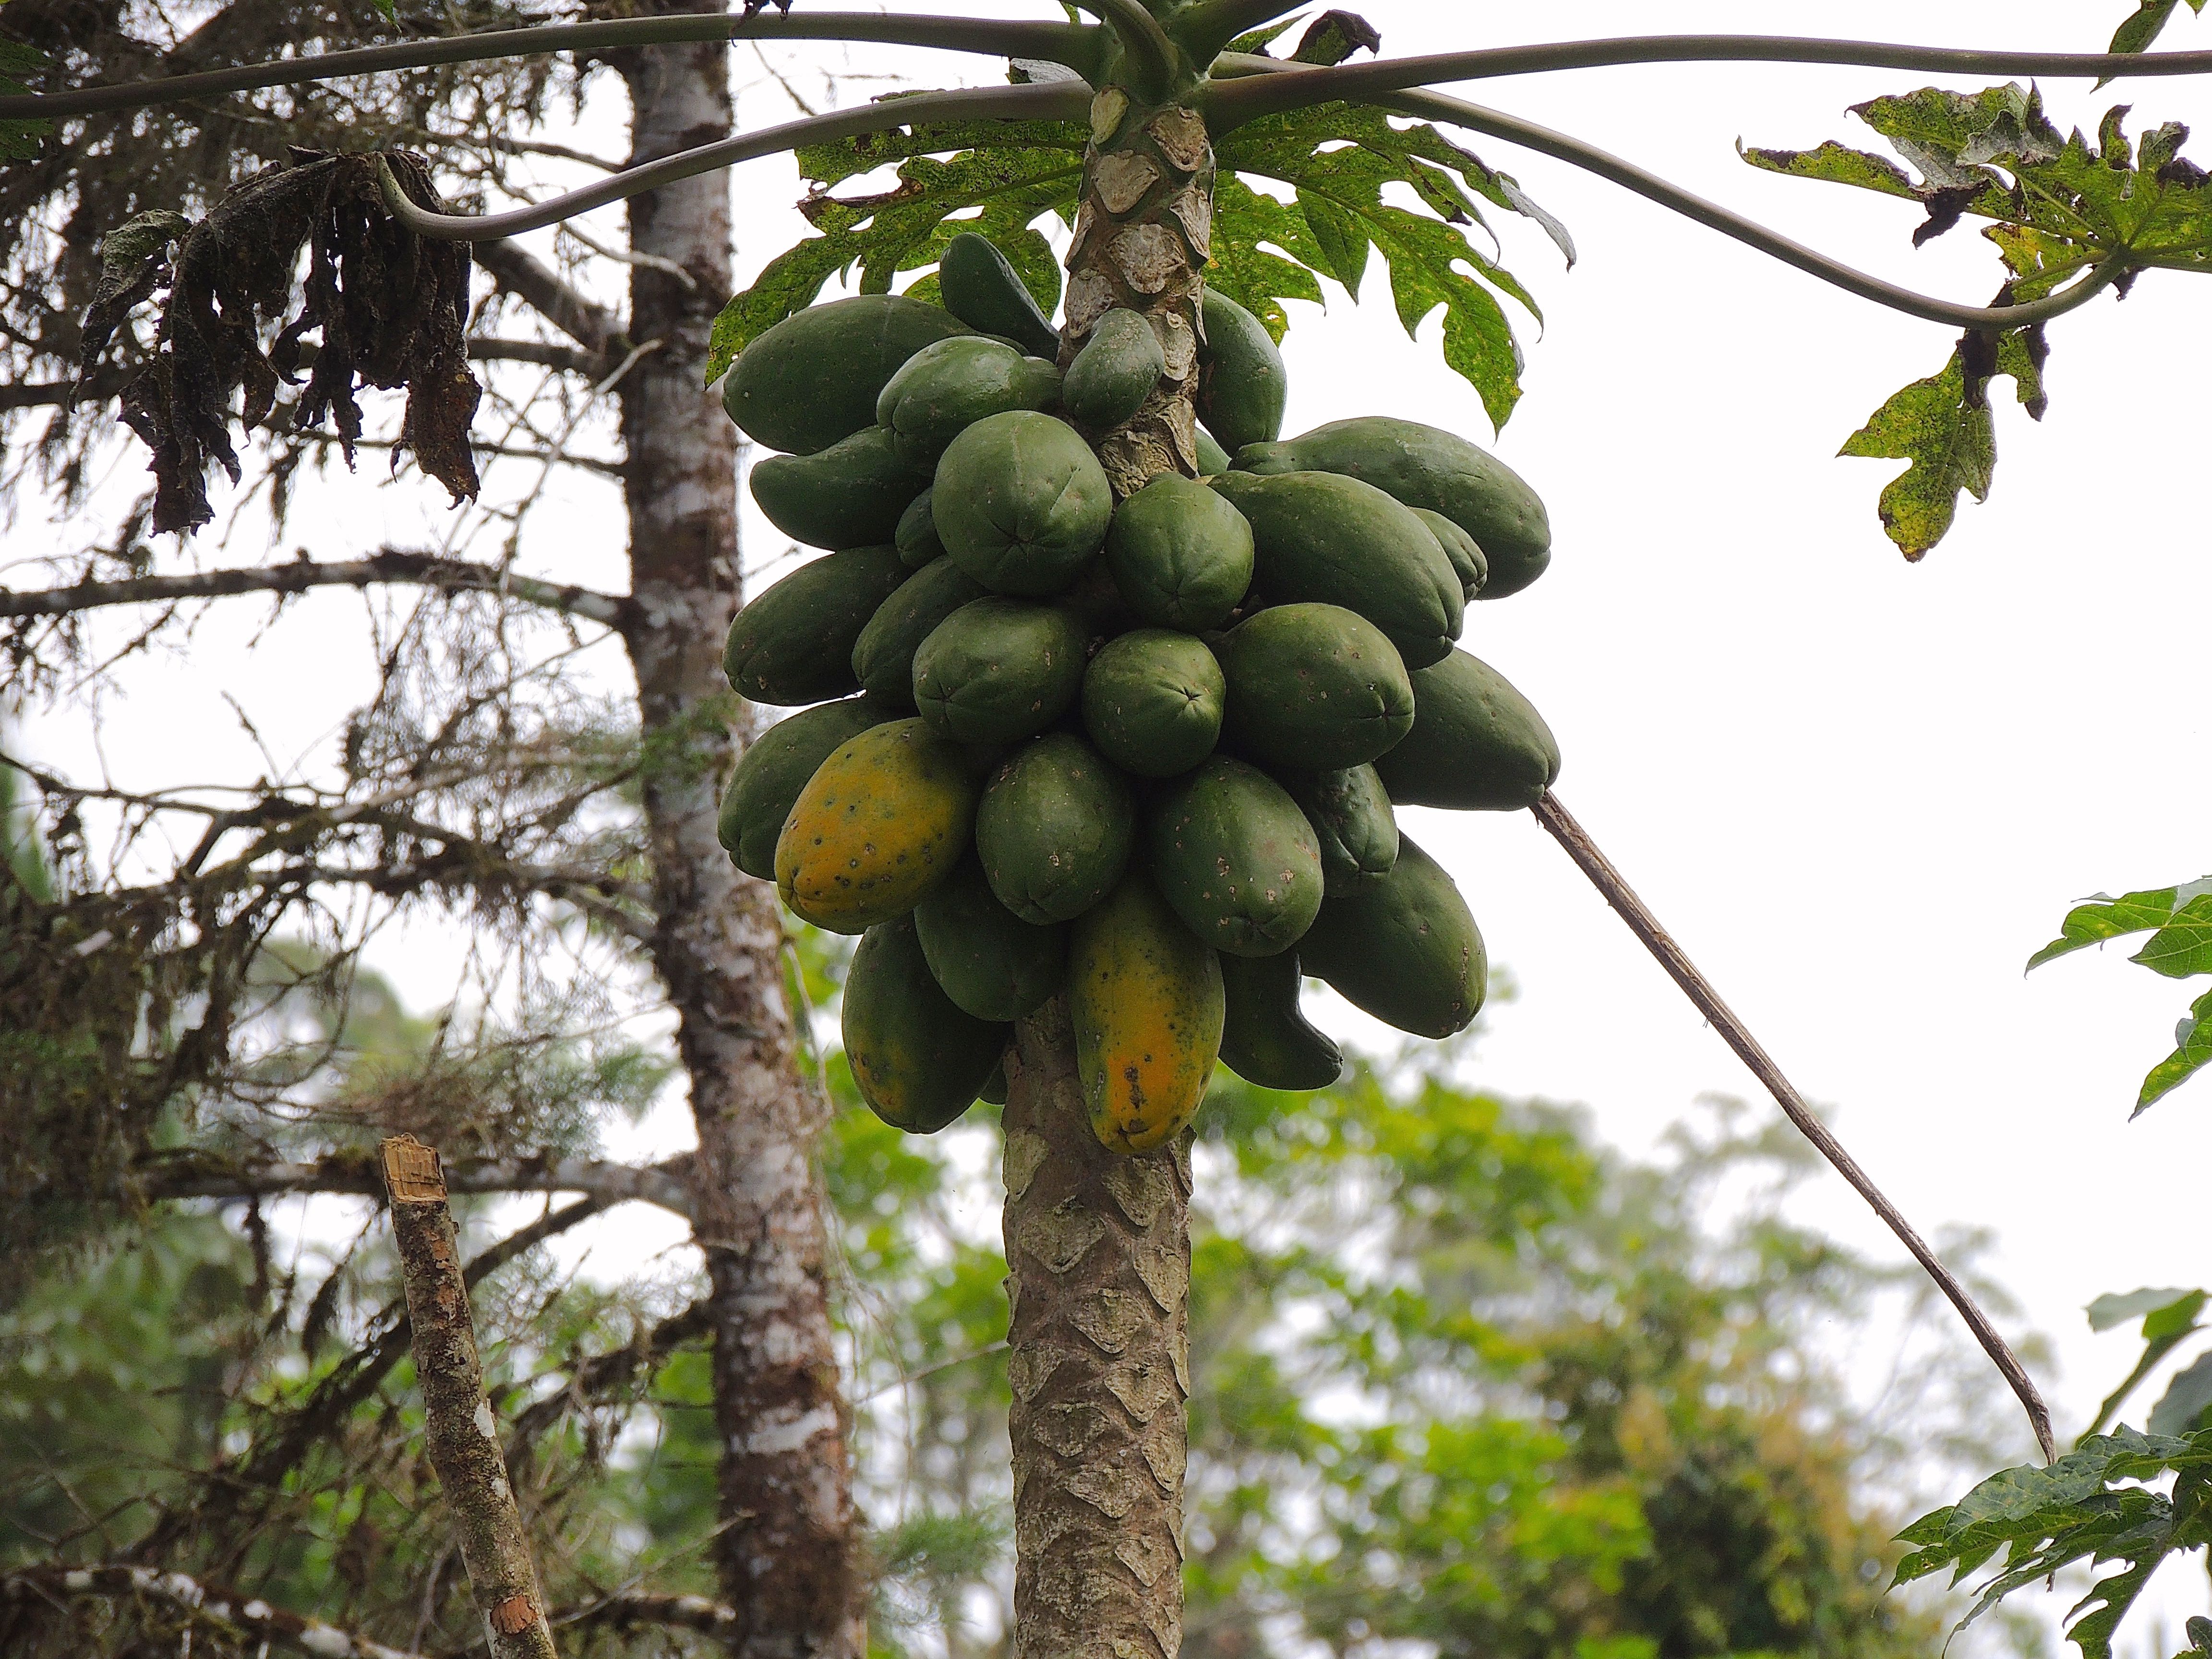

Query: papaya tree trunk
[615,7,862,1654]
[1002,85,1215,1659]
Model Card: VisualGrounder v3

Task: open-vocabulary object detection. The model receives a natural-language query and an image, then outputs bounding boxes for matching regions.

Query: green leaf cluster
[1747,88,2212,555]
[2083,1287,2212,1440]
[2026,877,2212,1110]
[1895,1424,2212,1659]
[707,100,1564,428]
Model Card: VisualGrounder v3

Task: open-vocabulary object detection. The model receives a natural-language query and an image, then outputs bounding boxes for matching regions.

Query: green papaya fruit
[938,231,1062,361]
[1232,416,1551,598]
[723,543,910,706]
[1214,601,1415,770]
[717,696,891,879]
[896,489,947,568]
[1147,755,1323,958]
[1297,834,1484,1038]
[913,854,1068,1022]
[1219,951,1342,1091]
[1081,628,1225,778]
[1206,469,1463,668]
[979,1056,1009,1106]
[1278,765,1398,897]
[1061,308,1165,431]
[877,336,1063,465]
[844,915,1007,1132]
[1195,428,1232,476]
[933,410,1114,596]
[1198,287,1287,453]
[1371,648,1560,811]
[776,718,976,932]
[722,293,970,457]
[1103,471,1254,631]
[911,596,1088,745]
[975,732,1135,924]
[752,426,934,551]
[1412,506,1488,601]
[850,558,988,702]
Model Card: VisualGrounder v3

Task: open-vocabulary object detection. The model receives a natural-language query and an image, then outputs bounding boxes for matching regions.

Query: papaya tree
[6,4,2212,1659]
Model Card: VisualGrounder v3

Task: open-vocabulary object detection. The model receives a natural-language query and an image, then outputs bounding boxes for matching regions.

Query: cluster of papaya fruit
[716,234,1559,1155]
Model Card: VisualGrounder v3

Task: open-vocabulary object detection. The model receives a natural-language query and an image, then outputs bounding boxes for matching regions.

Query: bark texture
[379,1136,559,1659]
[1003,1000,1194,1659]
[1000,88,1217,1659]
[1060,90,1215,496]
[615,8,861,1654]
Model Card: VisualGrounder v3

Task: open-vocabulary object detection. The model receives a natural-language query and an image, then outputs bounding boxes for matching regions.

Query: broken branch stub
[380,1134,560,1659]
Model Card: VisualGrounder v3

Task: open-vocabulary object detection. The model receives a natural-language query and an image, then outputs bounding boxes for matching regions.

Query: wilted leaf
[86,152,479,534]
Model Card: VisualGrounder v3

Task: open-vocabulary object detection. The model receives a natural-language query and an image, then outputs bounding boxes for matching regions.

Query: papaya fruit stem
[1532,791,2059,1465]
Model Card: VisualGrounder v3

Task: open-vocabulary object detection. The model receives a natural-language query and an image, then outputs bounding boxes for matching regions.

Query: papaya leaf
[1215,101,1557,429]
[1893,1427,2212,1659]
[1752,94,2212,552]
[0,38,53,162]
[706,115,1086,383]
[2084,1290,2207,1438]
[2138,985,2212,1113]
[2151,1352,2212,1436]
[2109,0,2208,60]
[2028,879,2212,970]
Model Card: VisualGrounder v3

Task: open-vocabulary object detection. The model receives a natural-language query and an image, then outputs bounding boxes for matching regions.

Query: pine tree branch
[380,1136,560,1659]
[1203,34,2212,126]
[141,1148,697,1222]
[1530,790,2058,1464]
[0,1565,425,1659]
[0,551,633,629]
[379,81,1093,240]
[504,1298,712,1462]
[1211,54,2130,331]
[0,13,1105,123]
[2,343,617,414]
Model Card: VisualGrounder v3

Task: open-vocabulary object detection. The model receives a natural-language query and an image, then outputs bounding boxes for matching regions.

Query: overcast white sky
[11,0,2212,1626]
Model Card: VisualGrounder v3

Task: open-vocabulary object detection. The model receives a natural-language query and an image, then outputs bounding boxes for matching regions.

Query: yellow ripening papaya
[774,718,975,932]
[1069,870,1225,1155]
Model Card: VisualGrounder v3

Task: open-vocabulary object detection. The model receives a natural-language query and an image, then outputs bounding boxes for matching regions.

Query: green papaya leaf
[2109,0,2207,59]
[2029,879,2212,971]
[2138,986,2212,1113]
[2088,1289,2208,1336]
[2149,1352,2212,1436]
[707,116,1086,383]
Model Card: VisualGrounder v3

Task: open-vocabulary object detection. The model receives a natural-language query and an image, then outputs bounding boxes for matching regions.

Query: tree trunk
[1002,86,1215,1659]
[616,10,862,1656]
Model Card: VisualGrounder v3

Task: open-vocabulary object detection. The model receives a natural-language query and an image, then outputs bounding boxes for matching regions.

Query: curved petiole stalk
[1072,0,1179,98]
[1534,793,2059,1465]
[1172,0,1307,66]
[1214,54,2131,331]
[0,12,1102,124]
[1203,33,2212,126]
[375,81,1091,240]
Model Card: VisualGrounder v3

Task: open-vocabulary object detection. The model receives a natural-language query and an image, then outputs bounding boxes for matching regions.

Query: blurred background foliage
[0,919,2033,1658]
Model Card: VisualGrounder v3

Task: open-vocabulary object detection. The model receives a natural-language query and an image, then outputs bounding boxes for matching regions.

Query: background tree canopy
[1,929,2033,1658]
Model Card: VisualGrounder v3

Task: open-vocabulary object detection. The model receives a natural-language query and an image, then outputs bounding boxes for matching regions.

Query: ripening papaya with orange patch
[775,718,975,933]
[1068,869,1224,1154]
